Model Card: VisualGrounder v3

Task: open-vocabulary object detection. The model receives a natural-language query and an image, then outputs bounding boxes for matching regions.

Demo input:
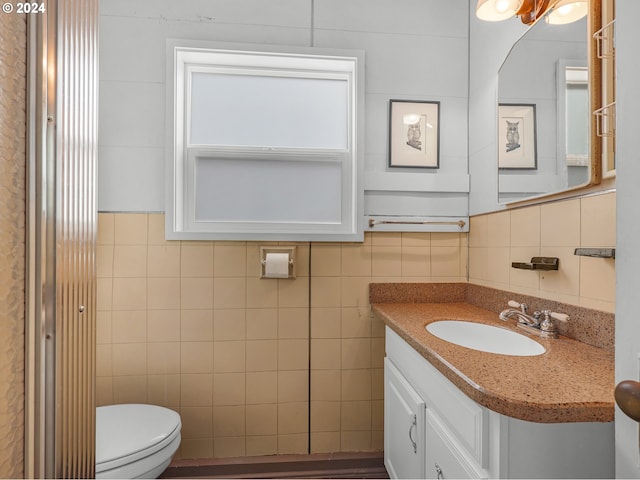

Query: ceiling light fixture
[476,0,586,25]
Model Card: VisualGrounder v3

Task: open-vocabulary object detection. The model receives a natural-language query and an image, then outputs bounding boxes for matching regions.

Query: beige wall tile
[96,311,112,344]
[371,232,402,246]
[246,436,278,457]
[341,370,371,401]
[147,310,180,342]
[113,245,148,277]
[341,401,372,431]
[511,205,541,247]
[431,232,462,247]
[112,277,146,311]
[214,437,245,458]
[213,309,246,341]
[278,370,309,403]
[311,244,342,276]
[246,404,277,436]
[371,246,402,277]
[341,431,371,452]
[486,247,510,286]
[279,277,310,308]
[580,257,616,303]
[147,245,181,277]
[310,339,341,370]
[509,247,541,289]
[278,433,308,455]
[213,340,246,373]
[96,344,112,377]
[147,343,180,375]
[96,245,114,278]
[112,375,147,404]
[487,211,511,247]
[213,277,247,308]
[148,277,181,310]
[278,339,308,370]
[311,432,341,453]
[246,308,278,339]
[581,193,616,247]
[181,244,214,277]
[431,246,461,277]
[540,199,580,247]
[340,277,370,307]
[341,307,371,338]
[401,232,430,247]
[341,338,371,370]
[469,215,488,248]
[181,342,214,374]
[181,373,213,406]
[246,340,277,372]
[246,371,278,405]
[311,308,341,339]
[97,213,115,245]
[214,244,247,277]
[181,438,213,459]
[341,245,372,276]
[468,247,488,282]
[181,309,213,342]
[213,373,245,406]
[114,213,148,245]
[539,246,580,297]
[112,343,147,376]
[181,277,214,309]
[278,402,308,434]
[311,277,341,307]
[310,370,341,402]
[278,308,308,339]
[401,246,430,277]
[147,213,170,246]
[112,310,147,343]
[310,401,341,432]
[246,278,278,309]
[96,377,113,406]
[213,405,246,437]
[147,374,180,407]
[181,406,213,438]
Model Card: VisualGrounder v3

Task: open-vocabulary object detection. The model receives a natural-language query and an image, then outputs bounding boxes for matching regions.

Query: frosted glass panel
[190,73,348,149]
[195,157,342,223]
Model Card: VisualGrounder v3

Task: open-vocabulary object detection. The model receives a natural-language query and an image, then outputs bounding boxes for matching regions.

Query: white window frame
[166,40,364,241]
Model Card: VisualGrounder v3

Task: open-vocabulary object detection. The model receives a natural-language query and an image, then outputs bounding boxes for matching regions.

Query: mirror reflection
[498,14,588,203]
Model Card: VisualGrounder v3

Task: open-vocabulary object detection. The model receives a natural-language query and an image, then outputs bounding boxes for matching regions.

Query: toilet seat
[96,404,181,479]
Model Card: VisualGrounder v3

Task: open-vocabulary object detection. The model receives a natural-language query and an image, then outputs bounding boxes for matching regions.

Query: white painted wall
[615,0,640,476]
[99,0,470,218]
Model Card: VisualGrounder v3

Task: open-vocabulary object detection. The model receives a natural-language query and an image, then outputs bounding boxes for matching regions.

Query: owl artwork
[505,120,521,153]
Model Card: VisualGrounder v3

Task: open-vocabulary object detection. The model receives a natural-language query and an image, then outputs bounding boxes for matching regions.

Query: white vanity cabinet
[384,326,615,479]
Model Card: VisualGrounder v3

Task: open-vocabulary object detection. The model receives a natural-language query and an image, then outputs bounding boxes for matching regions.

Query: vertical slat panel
[54,0,98,477]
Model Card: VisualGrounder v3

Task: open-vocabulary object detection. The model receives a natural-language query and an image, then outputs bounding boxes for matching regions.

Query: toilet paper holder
[260,246,296,279]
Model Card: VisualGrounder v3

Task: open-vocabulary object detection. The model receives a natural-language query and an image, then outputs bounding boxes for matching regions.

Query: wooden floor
[160,452,389,479]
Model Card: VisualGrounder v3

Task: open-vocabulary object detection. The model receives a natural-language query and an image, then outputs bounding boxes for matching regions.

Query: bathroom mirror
[497,13,590,203]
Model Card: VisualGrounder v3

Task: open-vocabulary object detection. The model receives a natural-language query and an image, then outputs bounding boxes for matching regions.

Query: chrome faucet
[499,300,569,338]
[499,300,541,327]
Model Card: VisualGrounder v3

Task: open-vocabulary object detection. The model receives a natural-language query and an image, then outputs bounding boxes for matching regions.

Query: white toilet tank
[96,404,181,479]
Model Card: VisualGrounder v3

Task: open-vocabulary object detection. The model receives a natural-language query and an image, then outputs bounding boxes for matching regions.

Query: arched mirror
[497,13,590,203]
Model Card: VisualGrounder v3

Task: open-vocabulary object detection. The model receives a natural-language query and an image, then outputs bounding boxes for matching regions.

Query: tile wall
[96,213,467,459]
[469,191,616,313]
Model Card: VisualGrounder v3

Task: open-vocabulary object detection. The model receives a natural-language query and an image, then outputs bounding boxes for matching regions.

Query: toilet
[96,404,181,479]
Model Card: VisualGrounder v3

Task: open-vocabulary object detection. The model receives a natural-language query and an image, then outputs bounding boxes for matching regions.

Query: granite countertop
[373,302,615,423]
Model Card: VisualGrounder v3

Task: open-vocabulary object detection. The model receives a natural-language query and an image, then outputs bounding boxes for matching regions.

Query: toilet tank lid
[96,404,181,465]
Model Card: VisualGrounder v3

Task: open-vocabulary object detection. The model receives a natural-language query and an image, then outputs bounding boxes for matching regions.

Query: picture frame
[498,104,537,169]
[388,99,440,168]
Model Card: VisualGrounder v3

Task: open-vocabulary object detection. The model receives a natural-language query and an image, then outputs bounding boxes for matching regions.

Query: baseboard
[159,452,388,479]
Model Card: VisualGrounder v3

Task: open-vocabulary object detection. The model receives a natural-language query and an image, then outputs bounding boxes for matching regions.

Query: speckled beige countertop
[373,301,615,423]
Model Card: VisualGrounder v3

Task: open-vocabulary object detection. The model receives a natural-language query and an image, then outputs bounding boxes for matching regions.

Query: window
[166,42,364,241]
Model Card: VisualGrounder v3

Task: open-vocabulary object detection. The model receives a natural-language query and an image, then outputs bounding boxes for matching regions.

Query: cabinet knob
[435,463,444,479]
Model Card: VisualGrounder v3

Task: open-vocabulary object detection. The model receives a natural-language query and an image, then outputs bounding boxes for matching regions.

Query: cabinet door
[425,410,484,479]
[384,358,426,480]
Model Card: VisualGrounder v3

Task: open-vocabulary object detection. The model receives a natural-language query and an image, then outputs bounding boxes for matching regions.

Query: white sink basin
[426,320,546,356]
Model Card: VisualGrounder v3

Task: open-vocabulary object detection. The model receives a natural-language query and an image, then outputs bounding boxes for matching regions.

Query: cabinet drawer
[386,327,488,467]
[426,410,486,479]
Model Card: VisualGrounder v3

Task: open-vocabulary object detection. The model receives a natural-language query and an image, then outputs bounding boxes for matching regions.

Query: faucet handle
[540,310,569,338]
[508,300,528,312]
[549,311,569,323]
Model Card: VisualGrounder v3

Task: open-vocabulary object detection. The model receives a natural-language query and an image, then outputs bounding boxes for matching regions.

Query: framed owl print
[389,100,440,168]
[498,104,537,169]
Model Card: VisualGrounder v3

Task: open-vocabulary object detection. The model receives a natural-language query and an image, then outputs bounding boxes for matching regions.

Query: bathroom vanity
[375,299,614,479]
